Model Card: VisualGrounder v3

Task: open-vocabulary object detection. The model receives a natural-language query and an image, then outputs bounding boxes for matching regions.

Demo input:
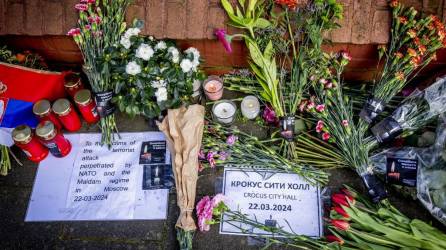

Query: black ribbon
[361,173,388,203]
[94,90,116,118]
[371,117,403,144]
[360,98,386,124]
[279,116,295,141]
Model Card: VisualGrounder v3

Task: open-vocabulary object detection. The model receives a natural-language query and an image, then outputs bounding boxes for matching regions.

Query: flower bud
[331,219,350,231]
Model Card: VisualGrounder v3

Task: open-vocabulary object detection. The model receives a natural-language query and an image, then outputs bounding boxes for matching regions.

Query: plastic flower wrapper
[360,1,446,124]
[200,122,329,186]
[328,185,446,249]
[371,76,446,144]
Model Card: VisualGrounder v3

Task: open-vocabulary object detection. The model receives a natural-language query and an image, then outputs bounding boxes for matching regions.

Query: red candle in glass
[52,98,82,132]
[36,121,72,158]
[74,89,100,124]
[32,99,62,130]
[12,125,49,162]
[64,73,84,98]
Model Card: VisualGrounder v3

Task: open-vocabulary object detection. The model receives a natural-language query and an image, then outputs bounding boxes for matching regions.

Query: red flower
[331,219,350,231]
[299,100,307,112]
[275,0,298,9]
[75,3,88,11]
[326,235,344,244]
[407,48,417,57]
[341,188,356,198]
[67,28,81,36]
[410,56,422,66]
[316,120,324,133]
[332,206,350,218]
[390,0,399,8]
[395,71,404,81]
[322,132,331,141]
[394,52,403,59]
[407,29,417,38]
[332,193,355,207]
[316,104,325,113]
[306,101,315,111]
[418,45,426,55]
[214,29,232,54]
[398,16,408,24]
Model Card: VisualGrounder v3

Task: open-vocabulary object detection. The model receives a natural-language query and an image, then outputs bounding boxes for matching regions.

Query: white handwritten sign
[220,168,322,237]
[26,132,169,221]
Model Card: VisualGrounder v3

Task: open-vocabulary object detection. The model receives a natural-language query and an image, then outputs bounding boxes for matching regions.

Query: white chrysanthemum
[180,59,193,73]
[151,79,166,88]
[155,87,168,102]
[168,47,180,63]
[124,28,141,38]
[120,37,131,49]
[125,61,141,75]
[155,41,167,50]
[135,43,154,61]
[185,47,200,60]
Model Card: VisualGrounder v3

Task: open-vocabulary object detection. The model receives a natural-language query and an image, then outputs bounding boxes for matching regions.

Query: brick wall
[1,0,446,43]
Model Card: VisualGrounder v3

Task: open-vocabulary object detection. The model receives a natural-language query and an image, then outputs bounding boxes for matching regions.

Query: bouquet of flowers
[219,0,343,159]
[68,0,132,147]
[201,123,329,185]
[0,45,47,70]
[110,25,204,118]
[371,76,446,144]
[327,186,446,249]
[360,0,446,124]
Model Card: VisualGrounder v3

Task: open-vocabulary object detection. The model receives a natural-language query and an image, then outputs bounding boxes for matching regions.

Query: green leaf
[254,18,271,29]
[221,0,234,15]
[263,41,273,60]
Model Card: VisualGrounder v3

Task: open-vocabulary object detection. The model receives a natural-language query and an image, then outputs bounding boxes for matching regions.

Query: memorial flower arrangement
[110,25,205,118]
[219,0,343,159]
[360,0,446,124]
[68,0,132,147]
[200,123,329,185]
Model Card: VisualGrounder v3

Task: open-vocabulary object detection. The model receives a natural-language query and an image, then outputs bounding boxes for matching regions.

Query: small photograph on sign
[142,164,174,190]
[139,141,166,164]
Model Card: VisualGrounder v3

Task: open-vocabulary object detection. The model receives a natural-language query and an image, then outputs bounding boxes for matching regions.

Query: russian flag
[0,62,66,145]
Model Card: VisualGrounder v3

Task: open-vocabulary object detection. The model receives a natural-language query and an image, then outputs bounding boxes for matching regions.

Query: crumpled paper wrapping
[158,105,204,231]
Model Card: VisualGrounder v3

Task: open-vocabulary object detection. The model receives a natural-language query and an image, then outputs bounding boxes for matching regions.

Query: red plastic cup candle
[74,89,100,124]
[203,76,224,101]
[12,125,49,162]
[64,73,84,98]
[52,98,82,132]
[212,100,237,125]
[36,120,72,158]
[32,99,62,130]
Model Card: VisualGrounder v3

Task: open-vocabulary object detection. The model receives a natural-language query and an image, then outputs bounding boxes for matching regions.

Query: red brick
[207,6,227,39]
[146,0,165,38]
[400,0,423,9]
[165,1,186,39]
[24,0,42,35]
[422,0,443,15]
[186,0,207,39]
[43,1,63,34]
[63,0,79,34]
[372,10,390,44]
[0,0,6,35]
[329,1,353,43]
[48,36,79,52]
[6,1,24,34]
[351,0,372,44]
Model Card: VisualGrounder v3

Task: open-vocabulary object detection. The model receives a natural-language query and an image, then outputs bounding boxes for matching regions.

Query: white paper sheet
[220,168,322,237]
[26,132,169,221]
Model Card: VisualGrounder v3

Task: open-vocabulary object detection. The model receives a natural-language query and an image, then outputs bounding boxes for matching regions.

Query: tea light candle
[241,95,260,120]
[192,79,202,103]
[212,100,237,125]
[203,76,224,101]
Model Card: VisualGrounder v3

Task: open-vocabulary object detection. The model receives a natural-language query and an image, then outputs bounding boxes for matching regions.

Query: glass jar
[12,125,49,162]
[74,89,100,124]
[64,73,84,98]
[32,99,62,130]
[36,120,72,158]
[52,98,82,132]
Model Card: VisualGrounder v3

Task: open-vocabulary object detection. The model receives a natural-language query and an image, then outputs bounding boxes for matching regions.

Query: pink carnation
[207,151,216,168]
[316,120,324,133]
[325,82,333,89]
[196,196,213,232]
[342,120,349,127]
[339,50,352,61]
[306,101,315,110]
[211,193,227,207]
[316,104,325,112]
[226,135,238,146]
[75,3,88,11]
[319,78,328,85]
[322,132,331,141]
[299,100,307,112]
[67,28,81,36]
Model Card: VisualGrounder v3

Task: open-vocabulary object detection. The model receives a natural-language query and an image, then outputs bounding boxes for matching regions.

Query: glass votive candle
[12,125,49,162]
[36,120,72,158]
[241,95,260,120]
[203,76,224,101]
[74,89,100,124]
[52,98,82,132]
[32,99,63,130]
[64,73,84,98]
[212,100,237,125]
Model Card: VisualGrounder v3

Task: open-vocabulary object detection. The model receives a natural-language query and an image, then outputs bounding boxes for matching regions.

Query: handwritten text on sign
[220,168,322,237]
